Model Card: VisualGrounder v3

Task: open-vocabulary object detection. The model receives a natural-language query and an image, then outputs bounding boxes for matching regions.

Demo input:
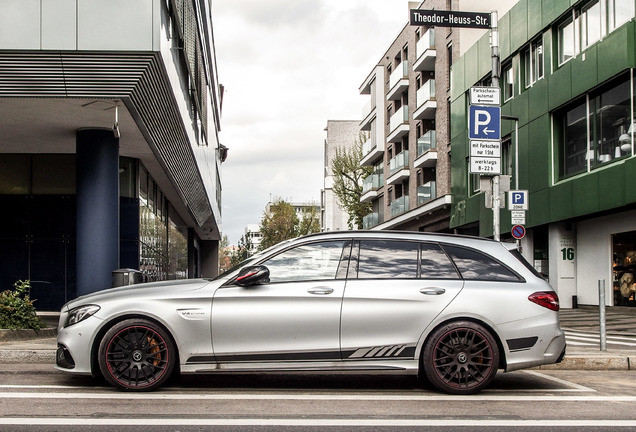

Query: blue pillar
[76,128,119,296]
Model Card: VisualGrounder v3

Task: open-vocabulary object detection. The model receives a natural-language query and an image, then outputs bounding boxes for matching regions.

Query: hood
[62,278,214,311]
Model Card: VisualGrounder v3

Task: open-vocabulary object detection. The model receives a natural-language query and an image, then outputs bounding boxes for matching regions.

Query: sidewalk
[0,307,635,369]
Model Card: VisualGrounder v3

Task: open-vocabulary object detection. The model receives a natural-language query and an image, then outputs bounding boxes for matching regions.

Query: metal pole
[598,280,607,351]
[490,11,500,241]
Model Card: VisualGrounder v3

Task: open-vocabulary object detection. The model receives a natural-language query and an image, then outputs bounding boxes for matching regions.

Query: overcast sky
[213,0,409,245]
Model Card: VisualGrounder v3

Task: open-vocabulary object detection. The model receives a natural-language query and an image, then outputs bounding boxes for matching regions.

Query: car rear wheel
[422,321,499,395]
[98,319,175,391]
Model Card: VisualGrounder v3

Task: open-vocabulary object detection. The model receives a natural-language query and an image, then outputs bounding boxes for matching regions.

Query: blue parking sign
[469,105,501,140]
[508,190,529,210]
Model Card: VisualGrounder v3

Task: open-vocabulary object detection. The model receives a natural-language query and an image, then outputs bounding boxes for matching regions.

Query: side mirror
[235,265,270,286]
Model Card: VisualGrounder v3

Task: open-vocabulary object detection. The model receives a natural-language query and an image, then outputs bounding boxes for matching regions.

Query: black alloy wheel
[423,321,499,395]
[98,319,175,391]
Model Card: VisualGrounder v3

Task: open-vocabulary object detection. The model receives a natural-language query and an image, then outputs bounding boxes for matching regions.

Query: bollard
[598,280,607,351]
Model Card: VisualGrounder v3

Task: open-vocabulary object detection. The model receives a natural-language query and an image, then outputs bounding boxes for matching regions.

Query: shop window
[613,231,636,306]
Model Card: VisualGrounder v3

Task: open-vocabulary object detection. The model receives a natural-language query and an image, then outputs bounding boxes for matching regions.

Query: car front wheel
[422,321,499,395]
[98,319,175,391]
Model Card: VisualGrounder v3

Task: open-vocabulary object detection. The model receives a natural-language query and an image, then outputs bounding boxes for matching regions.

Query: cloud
[214,0,407,244]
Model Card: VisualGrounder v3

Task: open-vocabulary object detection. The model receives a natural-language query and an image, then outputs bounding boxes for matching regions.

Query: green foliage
[331,132,373,229]
[230,234,254,267]
[0,280,45,330]
[259,200,299,251]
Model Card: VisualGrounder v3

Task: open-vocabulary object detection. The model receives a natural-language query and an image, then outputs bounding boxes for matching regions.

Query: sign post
[410,8,502,240]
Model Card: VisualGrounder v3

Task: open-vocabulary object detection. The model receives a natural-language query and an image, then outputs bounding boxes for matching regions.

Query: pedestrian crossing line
[564,335,636,347]
[563,330,636,342]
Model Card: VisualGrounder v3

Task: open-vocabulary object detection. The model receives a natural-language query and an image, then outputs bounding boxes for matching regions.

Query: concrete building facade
[0,0,223,310]
[322,120,360,232]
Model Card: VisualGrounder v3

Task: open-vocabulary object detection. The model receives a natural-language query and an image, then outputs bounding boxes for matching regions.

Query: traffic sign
[470,140,501,157]
[409,9,491,29]
[511,210,526,225]
[509,190,529,210]
[470,87,501,106]
[470,156,501,174]
[511,224,526,240]
[469,105,501,140]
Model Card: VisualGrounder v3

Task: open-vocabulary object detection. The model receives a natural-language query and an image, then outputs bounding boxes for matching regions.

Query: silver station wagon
[56,231,566,394]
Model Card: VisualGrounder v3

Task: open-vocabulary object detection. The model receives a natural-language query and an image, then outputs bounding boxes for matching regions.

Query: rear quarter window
[442,245,521,281]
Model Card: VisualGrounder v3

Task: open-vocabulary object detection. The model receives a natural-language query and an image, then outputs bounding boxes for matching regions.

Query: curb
[538,354,633,371]
[0,349,56,364]
[0,328,57,342]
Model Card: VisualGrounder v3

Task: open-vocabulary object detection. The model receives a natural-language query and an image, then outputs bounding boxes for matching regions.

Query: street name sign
[470,87,501,106]
[469,105,501,140]
[410,9,491,29]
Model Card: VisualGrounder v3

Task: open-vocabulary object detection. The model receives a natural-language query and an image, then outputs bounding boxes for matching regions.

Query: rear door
[340,240,463,360]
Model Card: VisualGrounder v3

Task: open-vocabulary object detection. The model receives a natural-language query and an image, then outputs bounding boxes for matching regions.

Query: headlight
[65,305,100,327]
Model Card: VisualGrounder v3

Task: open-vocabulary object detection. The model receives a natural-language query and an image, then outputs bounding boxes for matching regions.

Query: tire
[98,319,176,391]
[422,321,499,395]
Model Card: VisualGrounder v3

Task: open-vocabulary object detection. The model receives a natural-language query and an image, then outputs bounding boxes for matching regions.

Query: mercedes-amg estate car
[56,231,566,394]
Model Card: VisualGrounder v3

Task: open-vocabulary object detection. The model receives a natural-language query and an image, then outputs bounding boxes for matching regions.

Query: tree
[259,199,299,251]
[331,132,373,229]
[230,234,253,267]
[297,204,321,236]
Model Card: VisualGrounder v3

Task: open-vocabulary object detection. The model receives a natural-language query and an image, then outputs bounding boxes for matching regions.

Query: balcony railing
[389,105,409,134]
[362,136,375,156]
[362,173,384,194]
[417,130,436,157]
[389,150,409,174]
[389,60,409,89]
[417,80,436,106]
[414,29,436,71]
[390,195,409,217]
[363,212,380,229]
[417,181,437,205]
[417,29,435,54]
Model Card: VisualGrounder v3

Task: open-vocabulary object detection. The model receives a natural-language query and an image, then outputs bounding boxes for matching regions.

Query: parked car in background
[56,231,566,394]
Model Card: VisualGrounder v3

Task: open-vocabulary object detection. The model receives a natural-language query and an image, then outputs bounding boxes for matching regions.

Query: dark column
[76,128,119,296]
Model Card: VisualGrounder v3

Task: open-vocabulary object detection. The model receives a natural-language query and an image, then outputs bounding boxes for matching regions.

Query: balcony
[360,173,384,203]
[387,150,409,185]
[417,181,437,205]
[363,212,381,229]
[390,195,409,217]
[413,29,436,72]
[413,80,436,120]
[360,127,383,166]
[387,105,409,143]
[414,130,437,168]
[360,98,375,131]
[387,61,409,101]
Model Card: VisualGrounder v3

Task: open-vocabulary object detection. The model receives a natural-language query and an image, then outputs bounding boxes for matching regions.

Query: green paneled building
[450,0,636,307]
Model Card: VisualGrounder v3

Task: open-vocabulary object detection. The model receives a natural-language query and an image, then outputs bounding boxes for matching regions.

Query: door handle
[307,287,334,295]
[419,287,446,295]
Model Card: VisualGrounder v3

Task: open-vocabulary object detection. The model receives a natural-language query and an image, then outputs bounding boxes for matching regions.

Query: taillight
[528,291,560,311]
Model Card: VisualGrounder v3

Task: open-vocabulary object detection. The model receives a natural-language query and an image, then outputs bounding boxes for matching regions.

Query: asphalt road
[1,364,635,431]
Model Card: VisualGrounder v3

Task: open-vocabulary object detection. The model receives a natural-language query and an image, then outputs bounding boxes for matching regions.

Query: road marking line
[521,370,595,392]
[0,392,634,401]
[1,418,636,426]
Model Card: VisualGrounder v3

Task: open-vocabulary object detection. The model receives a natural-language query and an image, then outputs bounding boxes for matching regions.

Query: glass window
[559,17,575,64]
[262,241,345,283]
[523,38,544,88]
[581,0,602,49]
[420,243,459,279]
[558,99,588,178]
[556,75,631,179]
[503,64,514,101]
[610,0,635,30]
[357,240,418,279]
[442,245,520,281]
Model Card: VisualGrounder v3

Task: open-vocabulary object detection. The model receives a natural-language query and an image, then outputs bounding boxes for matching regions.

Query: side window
[421,243,459,279]
[261,241,346,283]
[357,240,418,279]
[442,245,521,281]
